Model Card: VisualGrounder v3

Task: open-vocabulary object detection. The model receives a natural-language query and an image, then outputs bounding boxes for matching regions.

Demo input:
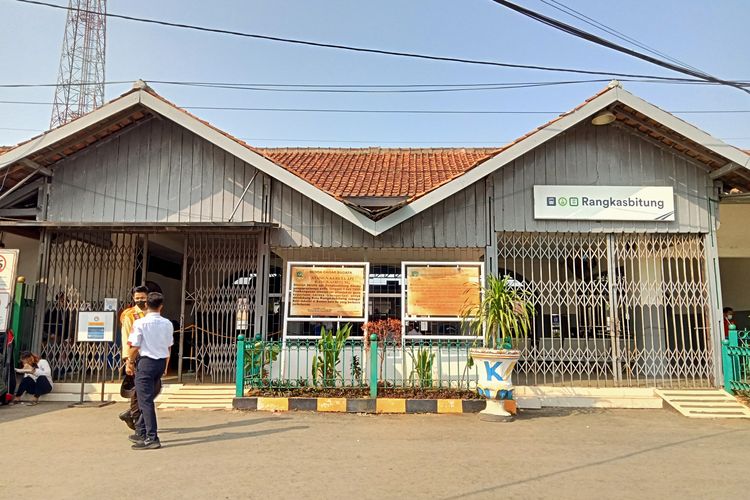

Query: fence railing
[723,324,750,394]
[235,334,480,397]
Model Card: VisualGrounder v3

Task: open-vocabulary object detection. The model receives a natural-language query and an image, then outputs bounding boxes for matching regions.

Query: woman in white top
[14,351,53,405]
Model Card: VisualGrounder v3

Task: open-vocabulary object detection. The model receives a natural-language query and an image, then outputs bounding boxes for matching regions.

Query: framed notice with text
[283,262,370,340]
[402,262,484,324]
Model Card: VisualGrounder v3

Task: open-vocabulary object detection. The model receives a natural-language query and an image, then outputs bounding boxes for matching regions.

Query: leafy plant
[363,318,402,379]
[462,275,535,350]
[350,355,363,382]
[312,323,352,387]
[408,347,435,388]
[244,338,281,387]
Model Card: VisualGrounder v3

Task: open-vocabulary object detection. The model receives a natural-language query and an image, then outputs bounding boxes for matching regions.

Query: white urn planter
[469,347,520,422]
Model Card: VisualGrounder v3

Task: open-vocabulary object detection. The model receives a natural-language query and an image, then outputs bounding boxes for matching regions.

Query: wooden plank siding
[45,115,711,248]
[47,118,265,224]
[492,122,713,234]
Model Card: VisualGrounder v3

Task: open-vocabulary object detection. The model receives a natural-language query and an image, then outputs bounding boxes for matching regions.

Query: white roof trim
[372,89,620,235]
[137,92,377,232]
[0,92,141,170]
[371,87,750,236]
[4,86,748,237]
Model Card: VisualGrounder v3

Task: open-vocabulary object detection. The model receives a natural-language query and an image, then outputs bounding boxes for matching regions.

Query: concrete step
[655,389,750,419]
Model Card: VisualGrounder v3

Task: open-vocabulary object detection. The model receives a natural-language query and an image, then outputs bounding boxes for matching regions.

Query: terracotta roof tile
[257,147,500,199]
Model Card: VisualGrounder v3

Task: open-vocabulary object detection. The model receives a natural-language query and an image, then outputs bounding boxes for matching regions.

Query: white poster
[533,186,675,221]
[76,311,115,342]
[0,249,19,294]
[0,293,9,333]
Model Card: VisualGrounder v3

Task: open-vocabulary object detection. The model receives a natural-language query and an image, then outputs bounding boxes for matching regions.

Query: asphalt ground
[0,402,747,499]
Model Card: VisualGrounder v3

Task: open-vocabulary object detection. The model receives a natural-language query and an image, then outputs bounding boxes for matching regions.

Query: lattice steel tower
[50,0,107,128]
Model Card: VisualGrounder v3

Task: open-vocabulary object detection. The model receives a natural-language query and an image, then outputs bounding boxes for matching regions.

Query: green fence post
[235,334,246,398]
[722,338,732,394]
[369,334,378,399]
[11,277,25,363]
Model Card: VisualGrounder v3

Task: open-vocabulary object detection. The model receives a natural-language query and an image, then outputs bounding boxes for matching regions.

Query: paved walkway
[0,403,747,499]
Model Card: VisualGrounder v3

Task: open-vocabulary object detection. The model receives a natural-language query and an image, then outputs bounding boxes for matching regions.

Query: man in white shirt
[126,292,173,450]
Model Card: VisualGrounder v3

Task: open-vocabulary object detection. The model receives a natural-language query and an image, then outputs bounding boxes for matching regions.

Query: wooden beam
[0,178,42,209]
[18,158,53,176]
[709,162,740,180]
[615,109,722,165]
[0,207,37,217]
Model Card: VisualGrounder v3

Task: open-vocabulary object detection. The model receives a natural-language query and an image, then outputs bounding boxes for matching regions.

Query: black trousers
[135,357,166,441]
[15,376,53,398]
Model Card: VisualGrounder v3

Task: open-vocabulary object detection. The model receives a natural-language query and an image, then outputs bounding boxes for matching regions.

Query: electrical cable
[491,0,750,94]
[539,0,704,73]
[1,100,750,115]
[13,0,733,83]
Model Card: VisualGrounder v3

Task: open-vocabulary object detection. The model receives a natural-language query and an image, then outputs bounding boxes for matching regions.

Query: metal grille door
[496,232,714,388]
[183,234,258,383]
[497,233,614,386]
[40,231,142,382]
[613,234,712,387]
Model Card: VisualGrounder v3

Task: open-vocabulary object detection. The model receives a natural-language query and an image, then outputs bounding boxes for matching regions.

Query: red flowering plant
[362,318,402,381]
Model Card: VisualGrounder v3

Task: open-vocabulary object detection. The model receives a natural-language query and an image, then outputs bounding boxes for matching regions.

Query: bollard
[369,334,378,399]
[235,334,246,398]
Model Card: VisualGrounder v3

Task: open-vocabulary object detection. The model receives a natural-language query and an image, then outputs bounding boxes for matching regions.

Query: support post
[369,334,378,399]
[11,277,26,363]
[177,237,188,382]
[236,334,246,398]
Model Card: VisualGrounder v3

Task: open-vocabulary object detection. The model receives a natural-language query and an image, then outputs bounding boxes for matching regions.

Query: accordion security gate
[181,234,258,384]
[497,232,714,388]
[39,231,143,383]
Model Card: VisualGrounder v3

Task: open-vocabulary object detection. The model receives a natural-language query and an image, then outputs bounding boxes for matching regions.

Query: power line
[2,99,750,115]
[14,0,727,83]
[539,0,704,73]
[1,77,746,91]
[492,0,750,95]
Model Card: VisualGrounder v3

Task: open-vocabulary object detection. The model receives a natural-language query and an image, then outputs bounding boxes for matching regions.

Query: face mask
[135,301,147,309]
[727,314,733,320]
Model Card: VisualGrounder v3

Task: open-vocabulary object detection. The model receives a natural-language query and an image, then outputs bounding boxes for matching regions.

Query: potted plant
[463,275,534,421]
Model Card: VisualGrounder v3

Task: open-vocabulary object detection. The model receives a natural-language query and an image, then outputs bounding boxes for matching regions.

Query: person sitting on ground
[13,351,53,405]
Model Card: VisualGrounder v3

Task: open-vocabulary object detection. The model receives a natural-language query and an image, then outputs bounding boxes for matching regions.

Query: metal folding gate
[38,231,143,383]
[180,234,258,383]
[497,232,713,388]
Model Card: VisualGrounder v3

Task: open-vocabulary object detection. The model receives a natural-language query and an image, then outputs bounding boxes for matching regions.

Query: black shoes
[131,439,161,450]
[119,410,135,430]
[128,433,145,443]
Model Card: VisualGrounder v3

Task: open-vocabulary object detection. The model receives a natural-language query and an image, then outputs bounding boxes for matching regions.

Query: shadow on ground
[158,414,308,449]
[0,401,71,423]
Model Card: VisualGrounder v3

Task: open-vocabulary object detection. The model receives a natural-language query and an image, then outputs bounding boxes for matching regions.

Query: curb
[233,397,517,415]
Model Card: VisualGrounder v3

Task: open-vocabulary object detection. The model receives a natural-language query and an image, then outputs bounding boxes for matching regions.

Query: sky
[0,0,748,149]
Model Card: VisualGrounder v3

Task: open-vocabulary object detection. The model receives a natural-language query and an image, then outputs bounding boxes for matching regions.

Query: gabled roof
[258,147,499,200]
[1,80,749,234]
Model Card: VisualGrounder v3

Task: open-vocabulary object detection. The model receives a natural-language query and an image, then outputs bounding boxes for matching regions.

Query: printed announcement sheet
[289,266,366,318]
[406,265,481,318]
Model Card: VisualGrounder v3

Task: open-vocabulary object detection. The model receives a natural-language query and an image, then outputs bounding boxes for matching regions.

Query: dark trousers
[135,357,166,442]
[15,376,53,398]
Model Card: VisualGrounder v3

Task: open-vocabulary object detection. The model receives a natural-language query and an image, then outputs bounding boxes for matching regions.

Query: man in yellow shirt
[118,285,149,430]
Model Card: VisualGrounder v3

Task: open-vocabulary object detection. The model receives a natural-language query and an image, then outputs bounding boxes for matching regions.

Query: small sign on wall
[534,186,675,221]
[76,311,115,342]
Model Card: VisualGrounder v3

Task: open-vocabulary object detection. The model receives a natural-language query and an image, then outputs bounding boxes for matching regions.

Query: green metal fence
[235,334,480,397]
[722,324,750,394]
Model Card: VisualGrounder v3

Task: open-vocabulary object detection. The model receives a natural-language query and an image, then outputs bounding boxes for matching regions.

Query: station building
[1,80,749,388]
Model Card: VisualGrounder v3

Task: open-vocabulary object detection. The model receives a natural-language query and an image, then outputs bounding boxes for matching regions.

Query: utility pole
[50,0,107,128]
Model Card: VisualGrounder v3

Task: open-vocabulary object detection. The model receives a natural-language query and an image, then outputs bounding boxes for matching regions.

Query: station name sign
[533,185,675,222]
